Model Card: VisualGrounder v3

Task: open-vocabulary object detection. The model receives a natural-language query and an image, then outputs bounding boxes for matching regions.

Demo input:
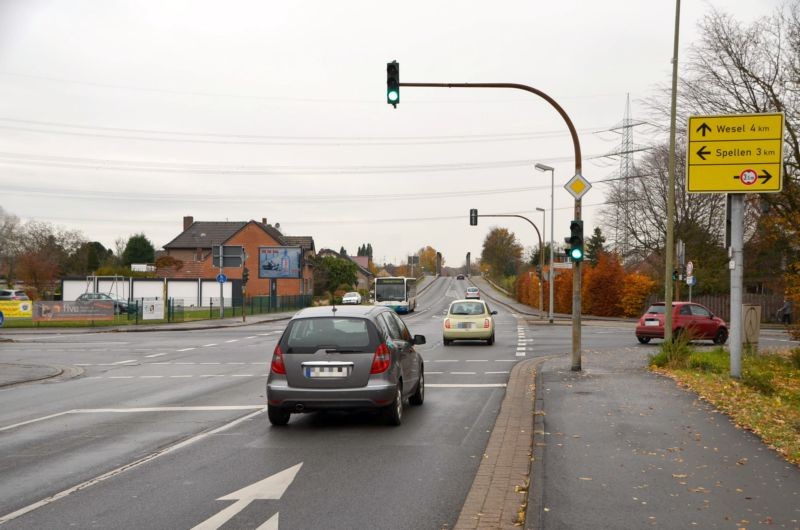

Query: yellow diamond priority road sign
[687,113,784,193]
[564,173,591,200]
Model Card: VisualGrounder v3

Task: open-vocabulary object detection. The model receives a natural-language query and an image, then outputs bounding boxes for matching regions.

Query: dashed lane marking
[202,344,217,347]
[177,348,195,352]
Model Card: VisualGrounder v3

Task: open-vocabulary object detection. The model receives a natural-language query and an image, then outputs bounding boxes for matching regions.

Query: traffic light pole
[474,213,546,319]
[401,81,584,370]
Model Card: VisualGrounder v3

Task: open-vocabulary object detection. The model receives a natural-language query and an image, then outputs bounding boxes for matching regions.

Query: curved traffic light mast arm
[475,213,542,251]
[399,83,582,177]
[404,82,583,370]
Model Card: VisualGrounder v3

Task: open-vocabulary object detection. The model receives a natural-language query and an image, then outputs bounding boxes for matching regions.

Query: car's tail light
[484,318,490,328]
[444,318,451,329]
[371,343,391,374]
[270,345,286,374]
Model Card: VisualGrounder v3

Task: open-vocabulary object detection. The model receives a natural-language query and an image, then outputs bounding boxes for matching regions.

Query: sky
[0,0,783,268]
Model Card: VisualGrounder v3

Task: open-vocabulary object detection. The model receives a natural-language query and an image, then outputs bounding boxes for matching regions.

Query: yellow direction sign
[686,113,784,193]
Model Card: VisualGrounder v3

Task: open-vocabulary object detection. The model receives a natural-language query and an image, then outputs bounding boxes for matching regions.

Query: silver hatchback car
[266,305,426,426]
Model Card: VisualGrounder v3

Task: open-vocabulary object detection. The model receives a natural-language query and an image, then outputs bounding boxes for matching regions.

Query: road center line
[112,359,137,365]
[145,353,169,358]
[177,347,196,352]
[427,383,506,388]
[202,344,218,347]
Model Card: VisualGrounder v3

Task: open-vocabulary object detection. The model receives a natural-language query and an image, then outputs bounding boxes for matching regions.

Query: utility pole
[664,0,681,342]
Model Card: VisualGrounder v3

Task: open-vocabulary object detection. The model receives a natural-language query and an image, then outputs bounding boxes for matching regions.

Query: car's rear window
[285,317,373,352]
[450,302,486,315]
[645,305,665,314]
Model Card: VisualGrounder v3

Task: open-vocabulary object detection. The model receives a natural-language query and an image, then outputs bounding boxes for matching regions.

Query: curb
[0,364,64,388]
[454,357,542,529]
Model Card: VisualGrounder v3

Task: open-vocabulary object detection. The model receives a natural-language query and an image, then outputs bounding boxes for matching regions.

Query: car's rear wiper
[324,348,360,353]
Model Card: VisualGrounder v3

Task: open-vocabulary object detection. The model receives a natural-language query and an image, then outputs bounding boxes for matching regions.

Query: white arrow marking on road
[191,463,303,530]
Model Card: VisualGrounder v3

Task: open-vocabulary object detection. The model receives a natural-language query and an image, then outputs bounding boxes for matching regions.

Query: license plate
[305,366,350,378]
[644,320,659,327]
[457,322,474,329]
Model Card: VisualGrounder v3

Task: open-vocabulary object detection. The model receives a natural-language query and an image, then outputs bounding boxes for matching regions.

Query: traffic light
[469,208,478,226]
[387,61,400,107]
[672,269,678,282]
[568,220,584,262]
[242,267,250,285]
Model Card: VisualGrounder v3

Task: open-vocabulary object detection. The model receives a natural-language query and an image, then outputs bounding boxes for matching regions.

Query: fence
[644,292,785,323]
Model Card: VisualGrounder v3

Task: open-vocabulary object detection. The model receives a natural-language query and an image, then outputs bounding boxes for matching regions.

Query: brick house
[161,216,315,297]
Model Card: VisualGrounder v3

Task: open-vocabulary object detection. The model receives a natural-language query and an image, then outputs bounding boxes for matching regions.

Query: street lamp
[535,163,555,324]
[535,207,546,320]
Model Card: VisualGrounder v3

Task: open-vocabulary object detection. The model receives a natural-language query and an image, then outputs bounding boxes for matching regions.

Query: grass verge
[651,345,800,466]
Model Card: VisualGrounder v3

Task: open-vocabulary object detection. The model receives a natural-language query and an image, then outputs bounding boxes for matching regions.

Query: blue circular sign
[216,273,227,283]
[0,310,4,327]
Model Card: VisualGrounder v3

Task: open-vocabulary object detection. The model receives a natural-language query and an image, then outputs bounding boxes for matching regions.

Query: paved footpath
[470,276,800,529]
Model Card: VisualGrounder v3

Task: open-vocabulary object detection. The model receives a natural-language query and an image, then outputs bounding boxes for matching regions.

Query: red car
[635,302,728,344]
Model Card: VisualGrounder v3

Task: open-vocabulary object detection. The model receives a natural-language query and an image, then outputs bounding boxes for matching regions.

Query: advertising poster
[259,247,302,279]
[33,301,114,321]
[0,300,33,318]
[143,299,165,321]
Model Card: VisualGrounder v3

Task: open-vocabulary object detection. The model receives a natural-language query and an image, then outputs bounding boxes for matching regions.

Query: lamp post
[535,207,546,320]
[535,163,555,324]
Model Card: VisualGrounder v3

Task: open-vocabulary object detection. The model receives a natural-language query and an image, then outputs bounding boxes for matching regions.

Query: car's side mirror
[413,334,426,345]
[490,310,498,315]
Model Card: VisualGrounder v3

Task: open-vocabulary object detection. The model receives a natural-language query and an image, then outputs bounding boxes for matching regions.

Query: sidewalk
[470,276,800,528]
[528,349,800,529]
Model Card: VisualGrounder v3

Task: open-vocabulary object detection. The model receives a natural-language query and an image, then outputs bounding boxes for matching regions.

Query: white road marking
[177,347,196,352]
[466,359,488,362]
[450,372,477,375]
[140,376,164,379]
[495,359,517,362]
[225,339,239,343]
[112,359,137,365]
[426,371,444,374]
[145,352,169,358]
[199,374,225,377]
[245,336,257,339]
[0,407,267,525]
[169,375,193,378]
[516,352,526,357]
[0,411,73,433]
[202,344,218,347]
[201,362,221,365]
[427,383,506,388]
[109,376,134,379]
[227,362,245,365]
[231,374,255,377]
[432,359,458,363]
[486,371,510,374]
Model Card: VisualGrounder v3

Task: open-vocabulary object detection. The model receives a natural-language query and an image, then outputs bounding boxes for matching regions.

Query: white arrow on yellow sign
[686,113,784,193]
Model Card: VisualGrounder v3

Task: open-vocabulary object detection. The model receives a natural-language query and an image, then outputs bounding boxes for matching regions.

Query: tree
[313,255,357,295]
[339,246,348,256]
[481,228,523,278]
[0,206,21,283]
[65,242,114,275]
[15,220,84,298]
[417,246,441,274]
[122,233,155,266]
[582,253,625,316]
[585,227,607,267]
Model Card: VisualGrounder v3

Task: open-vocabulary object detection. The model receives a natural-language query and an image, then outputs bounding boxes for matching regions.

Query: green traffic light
[570,248,584,261]
[388,90,399,102]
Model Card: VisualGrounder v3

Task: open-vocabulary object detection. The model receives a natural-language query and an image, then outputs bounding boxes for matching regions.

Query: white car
[465,287,480,299]
[341,291,362,305]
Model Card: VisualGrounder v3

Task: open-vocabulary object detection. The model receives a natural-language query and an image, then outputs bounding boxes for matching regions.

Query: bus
[374,277,417,314]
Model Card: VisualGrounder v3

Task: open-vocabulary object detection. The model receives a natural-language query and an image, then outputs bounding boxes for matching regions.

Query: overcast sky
[0,0,782,267]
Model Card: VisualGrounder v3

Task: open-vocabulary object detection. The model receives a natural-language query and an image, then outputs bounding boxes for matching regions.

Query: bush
[650,331,694,369]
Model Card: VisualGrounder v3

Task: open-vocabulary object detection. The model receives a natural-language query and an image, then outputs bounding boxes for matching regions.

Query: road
[0,276,796,529]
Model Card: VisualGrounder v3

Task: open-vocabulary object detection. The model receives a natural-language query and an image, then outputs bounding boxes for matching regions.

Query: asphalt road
[0,277,527,529]
[1,277,796,529]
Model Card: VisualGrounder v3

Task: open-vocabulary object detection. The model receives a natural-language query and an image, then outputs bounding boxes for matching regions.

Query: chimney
[183,216,194,231]
[262,217,267,225]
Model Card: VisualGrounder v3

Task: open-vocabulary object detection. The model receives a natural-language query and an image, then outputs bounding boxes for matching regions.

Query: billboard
[0,300,33,318]
[259,247,302,279]
[33,301,114,321]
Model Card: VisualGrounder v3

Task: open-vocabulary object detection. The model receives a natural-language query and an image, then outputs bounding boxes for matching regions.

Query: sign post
[687,113,784,377]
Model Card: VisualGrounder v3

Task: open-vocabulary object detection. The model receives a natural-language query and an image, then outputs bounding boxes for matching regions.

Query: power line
[0,117,611,146]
